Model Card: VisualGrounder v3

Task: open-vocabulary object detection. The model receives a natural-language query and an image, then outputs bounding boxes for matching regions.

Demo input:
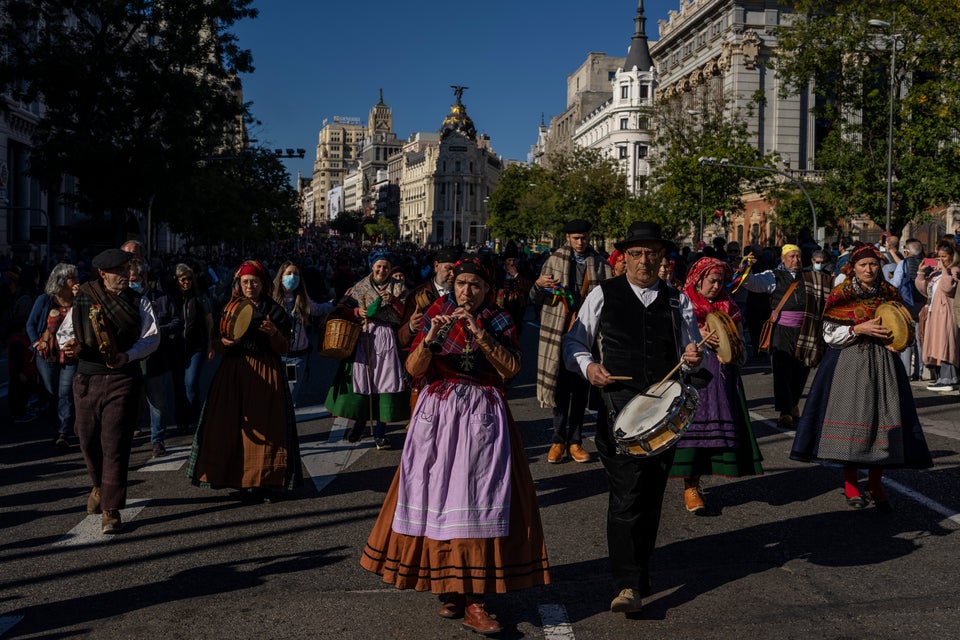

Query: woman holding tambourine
[791,243,932,512]
[670,257,763,513]
[186,259,302,502]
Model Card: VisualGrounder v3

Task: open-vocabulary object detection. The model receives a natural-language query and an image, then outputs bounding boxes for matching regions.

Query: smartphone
[923,258,938,268]
[285,362,298,383]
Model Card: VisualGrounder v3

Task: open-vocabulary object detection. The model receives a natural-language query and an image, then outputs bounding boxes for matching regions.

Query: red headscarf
[607,249,625,269]
[841,242,885,276]
[234,260,272,296]
[683,257,742,327]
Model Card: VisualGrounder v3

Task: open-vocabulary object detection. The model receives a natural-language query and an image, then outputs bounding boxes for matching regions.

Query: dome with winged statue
[440,85,477,140]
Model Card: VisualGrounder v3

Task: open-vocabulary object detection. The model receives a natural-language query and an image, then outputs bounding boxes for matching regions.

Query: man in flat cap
[531,218,611,464]
[562,221,703,615]
[58,248,160,534]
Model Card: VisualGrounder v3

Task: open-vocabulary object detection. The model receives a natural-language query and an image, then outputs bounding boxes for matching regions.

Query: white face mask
[813,263,824,271]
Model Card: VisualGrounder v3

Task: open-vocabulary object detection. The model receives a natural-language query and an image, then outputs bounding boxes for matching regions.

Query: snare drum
[704,310,744,364]
[219,297,256,340]
[613,380,701,457]
[875,300,916,352]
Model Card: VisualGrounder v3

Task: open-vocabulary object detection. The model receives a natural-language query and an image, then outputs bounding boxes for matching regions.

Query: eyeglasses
[625,248,660,260]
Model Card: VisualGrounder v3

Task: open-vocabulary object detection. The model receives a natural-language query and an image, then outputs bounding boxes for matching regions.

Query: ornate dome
[440,86,476,140]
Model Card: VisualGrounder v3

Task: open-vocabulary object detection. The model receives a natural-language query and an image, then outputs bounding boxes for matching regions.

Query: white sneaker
[926,384,957,392]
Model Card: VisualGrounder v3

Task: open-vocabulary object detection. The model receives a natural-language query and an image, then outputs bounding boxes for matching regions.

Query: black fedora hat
[614,222,675,252]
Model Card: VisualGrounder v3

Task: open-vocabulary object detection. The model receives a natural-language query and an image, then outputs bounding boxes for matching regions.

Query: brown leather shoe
[101,509,122,534]
[777,413,794,429]
[87,487,102,515]
[462,602,502,635]
[568,443,590,463]
[547,443,565,464]
[683,478,705,513]
[438,593,465,619]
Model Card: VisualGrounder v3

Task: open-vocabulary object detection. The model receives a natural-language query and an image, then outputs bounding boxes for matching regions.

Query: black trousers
[595,409,675,593]
[771,349,810,414]
[551,366,590,445]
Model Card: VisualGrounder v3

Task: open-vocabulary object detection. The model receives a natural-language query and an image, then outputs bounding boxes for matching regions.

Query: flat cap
[434,246,462,264]
[93,249,134,271]
[562,218,592,234]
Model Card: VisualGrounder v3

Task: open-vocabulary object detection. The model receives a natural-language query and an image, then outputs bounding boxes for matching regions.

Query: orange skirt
[359,418,550,594]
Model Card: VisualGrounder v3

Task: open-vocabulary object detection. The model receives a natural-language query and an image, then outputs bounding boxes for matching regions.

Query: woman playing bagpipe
[790,243,932,511]
[359,257,550,635]
[670,257,764,513]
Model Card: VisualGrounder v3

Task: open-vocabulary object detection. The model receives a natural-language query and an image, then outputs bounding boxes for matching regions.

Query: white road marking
[539,603,575,639]
[137,445,191,472]
[0,616,24,635]
[54,498,151,546]
[295,403,331,422]
[750,411,960,528]
[300,425,373,493]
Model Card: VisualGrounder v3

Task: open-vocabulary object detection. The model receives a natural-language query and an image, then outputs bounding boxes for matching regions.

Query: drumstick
[654,329,716,387]
[607,375,633,381]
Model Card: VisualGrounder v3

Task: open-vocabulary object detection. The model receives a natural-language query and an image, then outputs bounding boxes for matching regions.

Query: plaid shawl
[795,270,832,367]
[72,279,141,362]
[534,245,610,408]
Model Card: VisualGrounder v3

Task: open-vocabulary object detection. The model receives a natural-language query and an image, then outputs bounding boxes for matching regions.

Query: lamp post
[699,157,818,242]
[868,19,902,234]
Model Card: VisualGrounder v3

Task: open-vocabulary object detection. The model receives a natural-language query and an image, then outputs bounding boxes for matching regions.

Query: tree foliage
[773,0,960,231]
[0,0,272,243]
[486,149,629,245]
[329,210,363,237]
[646,96,777,241]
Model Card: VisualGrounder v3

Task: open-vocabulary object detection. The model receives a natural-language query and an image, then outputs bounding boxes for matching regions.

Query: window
[608,71,616,80]
[618,147,628,159]
[638,146,648,158]
[640,85,649,100]
[621,85,629,99]
[620,118,629,130]
[638,117,650,130]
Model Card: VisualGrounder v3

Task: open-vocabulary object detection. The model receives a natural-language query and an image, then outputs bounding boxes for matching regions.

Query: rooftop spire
[623,0,653,72]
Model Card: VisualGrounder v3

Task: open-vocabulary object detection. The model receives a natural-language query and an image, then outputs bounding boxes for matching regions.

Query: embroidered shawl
[823,278,900,325]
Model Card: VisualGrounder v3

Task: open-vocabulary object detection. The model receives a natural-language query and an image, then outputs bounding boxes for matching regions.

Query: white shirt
[57,295,160,363]
[563,280,701,379]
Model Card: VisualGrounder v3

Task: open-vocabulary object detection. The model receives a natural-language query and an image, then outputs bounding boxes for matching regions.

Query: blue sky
[232,0,677,182]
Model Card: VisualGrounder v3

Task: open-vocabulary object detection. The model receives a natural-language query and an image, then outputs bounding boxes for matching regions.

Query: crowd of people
[1,221,958,634]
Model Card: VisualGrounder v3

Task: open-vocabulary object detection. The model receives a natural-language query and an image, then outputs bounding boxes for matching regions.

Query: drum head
[614,380,682,440]
[231,299,255,339]
[875,301,914,352]
[705,310,742,364]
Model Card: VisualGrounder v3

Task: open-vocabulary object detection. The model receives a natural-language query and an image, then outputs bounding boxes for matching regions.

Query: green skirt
[669,386,763,478]
[324,359,410,423]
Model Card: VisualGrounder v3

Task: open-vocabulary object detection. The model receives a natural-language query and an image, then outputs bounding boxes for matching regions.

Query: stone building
[310,116,365,227]
[359,91,402,219]
[573,0,657,195]
[394,88,501,246]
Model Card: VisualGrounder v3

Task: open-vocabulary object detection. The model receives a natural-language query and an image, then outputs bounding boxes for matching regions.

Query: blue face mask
[128,281,144,293]
[282,274,300,291]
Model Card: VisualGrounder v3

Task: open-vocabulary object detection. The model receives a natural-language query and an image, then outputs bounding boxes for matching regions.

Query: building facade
[573,1,657,195]
[310,116,365,227]
[394,89,501,246]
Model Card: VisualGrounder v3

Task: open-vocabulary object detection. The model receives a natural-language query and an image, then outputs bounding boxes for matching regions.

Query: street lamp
[699,157,818,242]
[868,19,902,234]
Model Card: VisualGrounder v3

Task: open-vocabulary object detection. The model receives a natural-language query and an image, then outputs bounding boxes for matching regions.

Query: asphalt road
[1,314,958,640]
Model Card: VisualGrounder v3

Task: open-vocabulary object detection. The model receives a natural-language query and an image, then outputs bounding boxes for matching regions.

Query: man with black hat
[531,218,611,464]
[58,248,160,534]
[563,221,703,615]
[396,246,461,350]
[495,240,532,336]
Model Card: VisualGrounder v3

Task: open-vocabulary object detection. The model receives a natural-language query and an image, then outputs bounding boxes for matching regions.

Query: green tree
[0,0,258,243]
[364,216,398,242]
[329,210,363,237]
[485,163,553,243]
[546,147,630,244]
[156,148,299,247]
[647,96,775,241]
[773,0,960,231]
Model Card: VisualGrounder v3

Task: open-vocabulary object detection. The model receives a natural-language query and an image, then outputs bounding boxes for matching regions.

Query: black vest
[598,277,681,398]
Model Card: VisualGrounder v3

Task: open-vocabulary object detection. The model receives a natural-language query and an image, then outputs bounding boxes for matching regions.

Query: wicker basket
[318,317,361,359]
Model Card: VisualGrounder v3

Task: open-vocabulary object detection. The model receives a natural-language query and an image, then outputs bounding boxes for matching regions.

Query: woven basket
[318,317,361,359]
